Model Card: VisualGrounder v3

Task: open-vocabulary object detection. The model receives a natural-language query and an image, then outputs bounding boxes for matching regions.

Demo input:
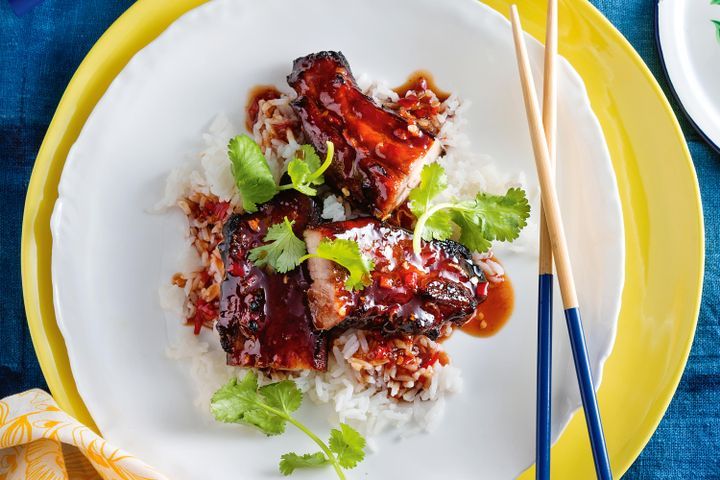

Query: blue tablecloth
[1,1,718,477]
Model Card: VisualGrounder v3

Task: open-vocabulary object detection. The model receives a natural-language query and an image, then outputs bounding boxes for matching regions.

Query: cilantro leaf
[713,19,720,44]
[246,217,375,292]
[328,423,366,469]
[242,405,287,436]
[279,452,329,476]
[259,380,303,415]
[312,239,375,290]
[212,373,368,478]
[280,142,335,196]
[297,144,323,172]
[209,373,259,423]
[408,162,448,218]
[409,164,530,254]
[449,188,530,252]
[470,188,531,242]
[408,163,454,241]
[421,211,455,241]
[287,158,318,196]
[248,217,307,273]
[210,372,286,435]
[451,208,492,253]
[227,135,278,213]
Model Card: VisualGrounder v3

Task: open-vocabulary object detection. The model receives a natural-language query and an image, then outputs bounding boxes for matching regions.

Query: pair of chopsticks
[509,4,613,480]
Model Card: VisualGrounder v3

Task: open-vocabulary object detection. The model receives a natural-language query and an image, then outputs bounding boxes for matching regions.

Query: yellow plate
[21,0,703,477]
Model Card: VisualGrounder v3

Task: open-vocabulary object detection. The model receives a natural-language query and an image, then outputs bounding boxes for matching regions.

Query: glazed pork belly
[304,218,488,338]
[287,51,441,219]
[217,192,327,371]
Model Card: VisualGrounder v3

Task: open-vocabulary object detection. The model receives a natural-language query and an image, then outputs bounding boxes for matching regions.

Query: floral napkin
[0,389,166,480]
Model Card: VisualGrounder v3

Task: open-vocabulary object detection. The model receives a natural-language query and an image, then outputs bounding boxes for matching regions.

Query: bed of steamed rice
[157,75,535,438]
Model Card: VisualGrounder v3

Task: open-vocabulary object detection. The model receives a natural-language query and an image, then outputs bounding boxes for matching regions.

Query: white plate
[50,0,624,478]
[657,0,720,151]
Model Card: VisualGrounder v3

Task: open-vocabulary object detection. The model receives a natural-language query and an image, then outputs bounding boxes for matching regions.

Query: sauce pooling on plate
[245,85,282,132]
[393,70,451,103]
[461,278,514,337]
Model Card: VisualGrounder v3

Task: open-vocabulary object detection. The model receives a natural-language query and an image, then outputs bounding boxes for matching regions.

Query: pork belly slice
[217,191,327,371]
[287,51,441,219]
[304,218,488,337]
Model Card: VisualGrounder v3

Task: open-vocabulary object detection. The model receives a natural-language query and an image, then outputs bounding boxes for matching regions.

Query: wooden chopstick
[536,0,557,478]
[510,5,613,479]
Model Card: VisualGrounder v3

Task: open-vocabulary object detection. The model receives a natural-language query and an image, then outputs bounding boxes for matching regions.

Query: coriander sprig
[247,218,308,273]
[211,372,366,479]
[227,135,334,212]
[227,134,278,213]
[408,163,530,254]
[278,143,334,195]
[298,238,375,291]
[248,218,374,290]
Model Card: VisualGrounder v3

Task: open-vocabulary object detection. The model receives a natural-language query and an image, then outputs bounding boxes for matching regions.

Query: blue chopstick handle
[536,274,553,480]
[564,307,612,480]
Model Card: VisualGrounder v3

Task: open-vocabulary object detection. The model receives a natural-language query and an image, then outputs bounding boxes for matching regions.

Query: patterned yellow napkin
[0,389,167,480]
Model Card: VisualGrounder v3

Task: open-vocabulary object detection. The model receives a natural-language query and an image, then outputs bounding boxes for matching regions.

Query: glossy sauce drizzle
[393,70,451,102]
[461,277,515,337]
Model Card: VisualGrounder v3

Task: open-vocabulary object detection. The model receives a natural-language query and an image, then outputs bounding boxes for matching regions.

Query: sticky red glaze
[287,51,438,219]
[307,218,488,337]
[462,277,515,338]
[217,192,327,371]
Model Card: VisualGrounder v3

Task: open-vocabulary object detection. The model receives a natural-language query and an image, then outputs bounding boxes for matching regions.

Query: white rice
[165,326,462,438]
[159,73,535,439]
[321,195,349,222]
[154,114,243,212]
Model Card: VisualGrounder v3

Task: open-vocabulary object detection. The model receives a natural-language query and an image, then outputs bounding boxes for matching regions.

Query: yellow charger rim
[21,0,703,478]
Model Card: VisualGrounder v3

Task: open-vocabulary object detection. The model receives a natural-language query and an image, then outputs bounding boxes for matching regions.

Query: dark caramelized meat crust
[287,51,440,219]
[304,218,488,337]
[217,192,327,371]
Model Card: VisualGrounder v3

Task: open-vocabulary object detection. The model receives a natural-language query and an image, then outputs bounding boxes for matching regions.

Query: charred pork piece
[217,192,327,371]
[304,218,488,337]
[287,51,441,219]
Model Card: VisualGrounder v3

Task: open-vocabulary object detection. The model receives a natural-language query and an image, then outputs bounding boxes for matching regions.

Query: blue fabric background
[0,1,717,478]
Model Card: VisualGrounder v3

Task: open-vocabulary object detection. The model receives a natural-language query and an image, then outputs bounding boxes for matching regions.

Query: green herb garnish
[248,220,375,290]
[279,452,329,475]
[408,162,454,242]
[211,372,366,479]
[300,238,375,291]
[327,423,366,469]
[228,135,278,213]
[713,19,720,44]
[228,135,333,211]
[408,163,530,254]
[247,217,308,273]
[280,143,334,196]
